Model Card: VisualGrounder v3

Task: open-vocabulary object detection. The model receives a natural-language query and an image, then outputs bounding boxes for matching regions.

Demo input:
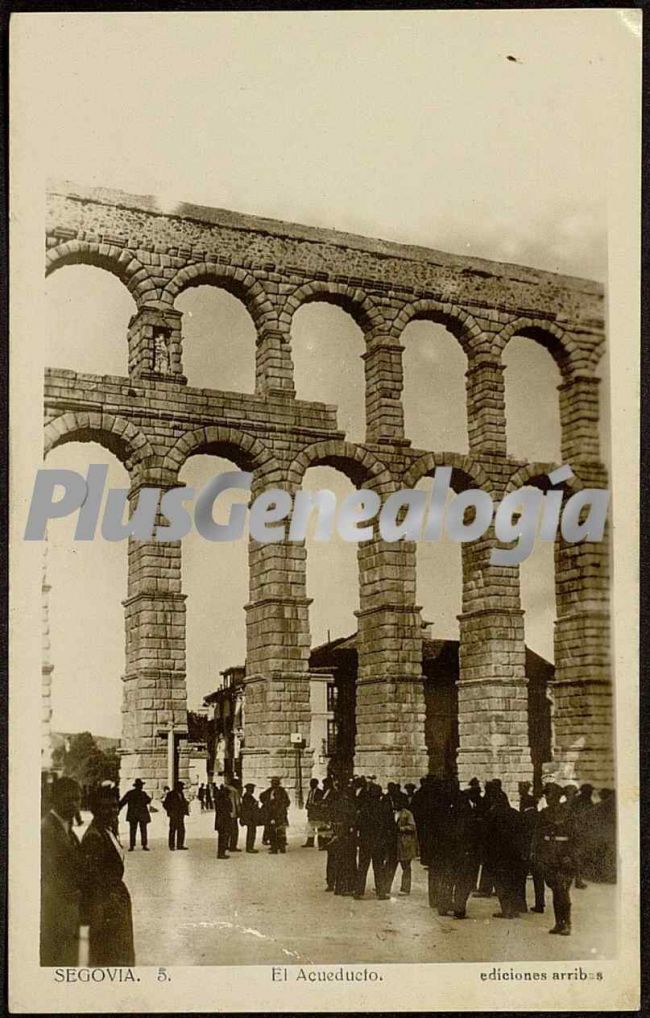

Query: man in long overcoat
[354,783,393,900]
[41,777,83,966]
[81,785,135,965]
[118,778,152,851]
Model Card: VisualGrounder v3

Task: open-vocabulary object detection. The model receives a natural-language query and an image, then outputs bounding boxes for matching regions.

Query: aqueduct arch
[43,182,612,795]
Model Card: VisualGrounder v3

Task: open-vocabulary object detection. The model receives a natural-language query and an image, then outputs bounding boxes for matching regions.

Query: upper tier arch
[45,240,147,305]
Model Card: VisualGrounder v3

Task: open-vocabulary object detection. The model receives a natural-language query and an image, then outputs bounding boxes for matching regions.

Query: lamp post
[290,733,306,808]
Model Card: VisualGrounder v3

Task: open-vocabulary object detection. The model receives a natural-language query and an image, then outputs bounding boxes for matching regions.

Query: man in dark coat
[118,778,152,851]
[81,785,135,965]
[475,779,499,897]
[426,779,461,915]
[331,786,358,896]
[518,790,545,913]
[214,783,233,858]
[532,782,577,935]
[163,781,189,851]
[570,783,595,888]
[41,777,83,965]
[354,783,393,900]
[591,788,617,882]
[410,776,431,866]
[484,790,527,919]
[448,786,483,918]
[260,777,291,854]
[240,782,261,853]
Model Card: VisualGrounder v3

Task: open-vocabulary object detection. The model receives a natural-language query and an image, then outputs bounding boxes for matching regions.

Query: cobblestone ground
[108,808,617,967]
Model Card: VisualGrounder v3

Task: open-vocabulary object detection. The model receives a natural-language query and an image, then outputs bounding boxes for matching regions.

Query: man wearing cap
[118,778,152,851]
[240,783,261,853]
[163,781,190,851]
[532,782,577,935]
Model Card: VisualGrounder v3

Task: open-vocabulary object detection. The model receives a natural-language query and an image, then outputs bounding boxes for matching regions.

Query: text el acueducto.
[272,966,382,982]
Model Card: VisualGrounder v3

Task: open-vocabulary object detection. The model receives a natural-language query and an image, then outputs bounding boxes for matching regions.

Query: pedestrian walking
[118,778,151,851]
[205,781,214,810]
[163,781,189,851]
[197,783,206,812]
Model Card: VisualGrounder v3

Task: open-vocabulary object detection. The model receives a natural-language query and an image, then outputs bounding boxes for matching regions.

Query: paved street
[96,807,618,967]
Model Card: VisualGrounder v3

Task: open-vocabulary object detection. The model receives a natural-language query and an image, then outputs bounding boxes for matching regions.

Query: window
[327,684,338,712]
[326,719,338,757]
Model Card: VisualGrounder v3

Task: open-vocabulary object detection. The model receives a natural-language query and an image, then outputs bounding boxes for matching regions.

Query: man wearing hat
[118,778,152,851]
[41,776,83,965]
[240,782,261,853]
[260,777,291,854]
[163,781,190,851]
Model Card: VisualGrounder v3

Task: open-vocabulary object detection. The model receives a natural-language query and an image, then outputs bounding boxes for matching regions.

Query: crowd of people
[40,768,616,966]
[299,774,617,937]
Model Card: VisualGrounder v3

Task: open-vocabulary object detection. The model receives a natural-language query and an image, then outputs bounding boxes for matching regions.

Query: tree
[52,731,120,786]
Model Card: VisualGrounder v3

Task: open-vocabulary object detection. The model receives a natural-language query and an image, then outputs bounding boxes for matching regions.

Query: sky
[14,9,624,735]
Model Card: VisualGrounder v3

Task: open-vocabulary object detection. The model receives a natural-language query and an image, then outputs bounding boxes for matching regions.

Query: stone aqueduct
[43,183,612,797]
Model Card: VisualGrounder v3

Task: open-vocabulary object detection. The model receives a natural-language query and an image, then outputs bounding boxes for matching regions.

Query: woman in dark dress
[81,785,135,965]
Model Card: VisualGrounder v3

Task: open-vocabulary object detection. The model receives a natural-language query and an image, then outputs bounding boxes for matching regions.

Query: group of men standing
[307,773,617,938]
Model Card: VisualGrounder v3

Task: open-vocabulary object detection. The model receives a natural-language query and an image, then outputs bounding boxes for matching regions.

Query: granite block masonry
[42,181,612,798]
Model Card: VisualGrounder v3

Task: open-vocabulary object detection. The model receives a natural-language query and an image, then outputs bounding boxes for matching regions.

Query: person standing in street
[387,802,418,896]
[354,783,393,900]
[240,783,261,853]
[118,778,152,851]
[40,777,83,966]
[331,784,358,896]
[302,778,322,848]
[163,781,189,851]
[532,782,577,935]
[225,776,242,852]
[81,785,135,965]
[519,789,545,913]
[197,783,206,812]
[570,783,595,888]
[260,777,291,855]
[214,783,232,858]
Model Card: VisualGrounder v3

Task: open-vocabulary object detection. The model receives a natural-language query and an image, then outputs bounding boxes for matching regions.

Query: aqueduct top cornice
[46,181,604,334]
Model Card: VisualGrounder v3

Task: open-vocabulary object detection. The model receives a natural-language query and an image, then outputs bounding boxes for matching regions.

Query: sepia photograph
[8,8,640,1012]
